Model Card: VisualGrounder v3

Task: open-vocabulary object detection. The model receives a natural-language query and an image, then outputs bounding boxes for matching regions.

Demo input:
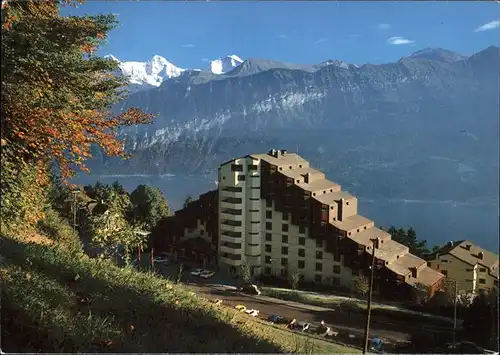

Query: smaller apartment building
[152,149,445,300]
[427,240,499,294]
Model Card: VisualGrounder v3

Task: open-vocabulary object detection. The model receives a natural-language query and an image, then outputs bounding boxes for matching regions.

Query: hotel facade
[154,149,445,299]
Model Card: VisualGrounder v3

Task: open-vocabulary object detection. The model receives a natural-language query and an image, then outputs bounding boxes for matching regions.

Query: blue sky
[62,1,499,68]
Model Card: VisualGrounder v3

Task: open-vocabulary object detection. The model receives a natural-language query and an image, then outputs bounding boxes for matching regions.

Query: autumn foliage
[1,0,153,226]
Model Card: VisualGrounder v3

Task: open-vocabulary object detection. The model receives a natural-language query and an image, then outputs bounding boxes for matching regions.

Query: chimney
[411,267,418,279]
[280,149,287,155]
[465,244,472,251]
[447,241,453,247]
[478,251,484,260]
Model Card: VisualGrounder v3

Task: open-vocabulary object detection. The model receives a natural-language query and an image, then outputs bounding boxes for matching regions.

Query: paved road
[188,283,411,344]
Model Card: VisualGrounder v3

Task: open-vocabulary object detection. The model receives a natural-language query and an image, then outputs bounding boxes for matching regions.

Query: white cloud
[387,36,415,45]
[377,23,392,30]
[181,44,195,48]
[474,20,500,32]
[315,38,329,45]
[277,34,288,39]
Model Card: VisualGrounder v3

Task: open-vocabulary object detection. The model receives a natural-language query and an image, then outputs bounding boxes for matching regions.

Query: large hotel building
[154,149,445,299]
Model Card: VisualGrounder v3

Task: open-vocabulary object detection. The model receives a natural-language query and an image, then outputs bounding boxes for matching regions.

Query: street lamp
[71,190,81,234]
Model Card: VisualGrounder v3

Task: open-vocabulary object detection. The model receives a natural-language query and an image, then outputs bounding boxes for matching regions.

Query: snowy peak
[109,54,185,89]
[209,54,244,74]
[408,48,466,63]
[104,54,121,62]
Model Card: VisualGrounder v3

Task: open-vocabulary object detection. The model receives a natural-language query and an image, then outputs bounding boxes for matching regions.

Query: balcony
[221,198,242,209]
[220,253,242,266]
[221,188,243,199]
[246,244,261,256]
[220,243,243,254]
[220,210,243,221]
[220,231,242,243]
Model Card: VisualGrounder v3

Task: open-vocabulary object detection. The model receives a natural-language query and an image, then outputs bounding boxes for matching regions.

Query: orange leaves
[96,32,105,40]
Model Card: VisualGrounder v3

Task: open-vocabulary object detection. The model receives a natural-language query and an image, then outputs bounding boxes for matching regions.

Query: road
[188,283,411,344]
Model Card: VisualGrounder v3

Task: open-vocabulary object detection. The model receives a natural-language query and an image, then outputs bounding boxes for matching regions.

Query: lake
[73,174,499,252]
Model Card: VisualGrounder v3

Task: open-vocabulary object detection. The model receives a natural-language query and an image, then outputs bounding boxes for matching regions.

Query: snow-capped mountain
[209,54,244,74]
[105,54,185,90]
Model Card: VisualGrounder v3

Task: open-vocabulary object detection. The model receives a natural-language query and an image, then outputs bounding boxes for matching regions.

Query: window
[265,244,272,253]
[282,235,288,243]
[316,239,323,248]
[315,275,322,283]
[299,225,306,234]
[281,246,288,255]
[333,265,341,274]
[315,263,322,271]
[248,164,258,171]
[441,270,448,276]
[298,249,305,257]
[479,278,486,284]
[266,199,272,208]
[299,237,306,246]
[298,260,305,269]
[265,256,272,264]
[283,212,289,220]
[352,269,359,276]
[299,274,305,282]
[265,233,272,241]
[316,251,323,260]
[281,269,288,278]
[466,268,474,272]
[231,164,243,172]
[200,230,204,235]
[332,277,340,286]
[237,175,246,181]
[282,224,289,232]
[479,268,486,272]
[266,210,272,219]
[334,254,341,262]
[266,222,272,230]
[264,267,271,275]
[281,258,288,267]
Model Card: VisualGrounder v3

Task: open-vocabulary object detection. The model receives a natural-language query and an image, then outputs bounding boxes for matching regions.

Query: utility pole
[363,240,377,354]
[452,279,458,347]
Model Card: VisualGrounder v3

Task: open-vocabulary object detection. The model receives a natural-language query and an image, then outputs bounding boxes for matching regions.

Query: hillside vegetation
[0,219,356,353]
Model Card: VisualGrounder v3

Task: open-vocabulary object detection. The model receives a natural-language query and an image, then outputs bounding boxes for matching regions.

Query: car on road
[235,305,246,312]
[190,268,204,276]
[199,270,215,279]
[244,309,259,317]
[288,320,310,332]
[153,256,169,264]
[267,315,292,325]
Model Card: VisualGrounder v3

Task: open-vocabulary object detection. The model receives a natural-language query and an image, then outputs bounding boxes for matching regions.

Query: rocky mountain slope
[91,46,499,202]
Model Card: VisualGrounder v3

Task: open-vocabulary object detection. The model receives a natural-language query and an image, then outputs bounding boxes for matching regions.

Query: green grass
[261,287,453,326]
[0,235,358,353]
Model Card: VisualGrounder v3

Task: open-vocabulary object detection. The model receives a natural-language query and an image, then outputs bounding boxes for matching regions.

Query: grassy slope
[0,234,358,353]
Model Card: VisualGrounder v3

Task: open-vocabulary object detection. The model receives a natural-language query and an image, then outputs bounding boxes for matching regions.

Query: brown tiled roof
[279,167,324,180]
[251,152,309,167]
[331,214,374,232]
[407,266,445,288]
[374,239,409,263]
[386,253,425,276]
[297,178,341,193]
[313,190,355,205]
[347,227,392,247]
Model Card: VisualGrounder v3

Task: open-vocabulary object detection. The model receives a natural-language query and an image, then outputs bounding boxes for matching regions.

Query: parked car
[267,315,291,324]
[190,268,204,276]
[234,305,246,312]
[239,283,261,295]
[288,319,310,332]
[153,256,169,264]
[244,309,259,317]
[199,270,215,279]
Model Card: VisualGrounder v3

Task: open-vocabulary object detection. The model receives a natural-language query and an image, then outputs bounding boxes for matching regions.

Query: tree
[183,196,193,208]
[351,275,370,298]
[240,261,252,284]
[289,270,301,291]
[1,0,152,228]
[387,226,430,258]
[130,185,170,230]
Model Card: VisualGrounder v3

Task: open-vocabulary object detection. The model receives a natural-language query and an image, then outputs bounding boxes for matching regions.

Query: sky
[61,1,500,68]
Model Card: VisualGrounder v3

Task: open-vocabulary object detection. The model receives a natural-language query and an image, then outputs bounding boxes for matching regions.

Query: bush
[36,209,83,253]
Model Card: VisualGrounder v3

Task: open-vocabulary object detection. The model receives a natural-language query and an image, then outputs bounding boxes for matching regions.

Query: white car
[190,268,204,276]
[153,257,169,264]
[245,309,259,317]
[199,270,215,279]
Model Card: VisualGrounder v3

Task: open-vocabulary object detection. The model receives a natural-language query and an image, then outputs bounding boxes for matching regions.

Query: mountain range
[90,46,499,204]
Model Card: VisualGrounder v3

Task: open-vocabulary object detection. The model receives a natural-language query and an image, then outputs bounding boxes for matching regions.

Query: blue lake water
[73,174,499,252]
